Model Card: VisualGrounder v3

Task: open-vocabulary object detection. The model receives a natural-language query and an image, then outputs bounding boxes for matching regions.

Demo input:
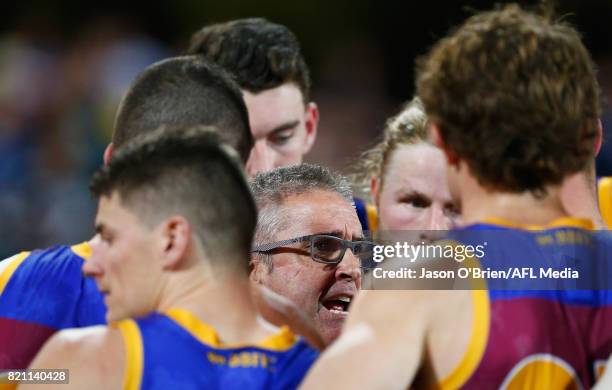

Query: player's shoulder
[354,197,378,233]
[0,242,92,293]
[38,325,121,357]
[25,325,124,390]
[347,290,442,329]
[14,242,91,264]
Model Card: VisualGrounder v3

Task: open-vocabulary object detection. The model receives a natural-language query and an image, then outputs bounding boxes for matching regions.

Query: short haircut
[351,97,429,199]
[249,164,353,269]
[187,18,312,102]
[91,126,257,271]
[113,55,253,163]
[417,5,600,195]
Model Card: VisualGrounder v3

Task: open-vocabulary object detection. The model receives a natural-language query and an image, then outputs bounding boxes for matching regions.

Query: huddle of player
[1,4,611,389]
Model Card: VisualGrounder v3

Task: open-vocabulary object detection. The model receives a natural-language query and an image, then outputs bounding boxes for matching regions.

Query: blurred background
[2,0,612,257]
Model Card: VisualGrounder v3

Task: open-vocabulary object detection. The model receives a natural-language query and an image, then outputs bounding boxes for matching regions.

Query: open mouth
[321,295,352,314]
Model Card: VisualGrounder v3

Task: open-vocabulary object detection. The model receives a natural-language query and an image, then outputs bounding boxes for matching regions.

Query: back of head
[249,164,353,245]
[187,18,311,102]
[417,4,600,195]
[113,55,252,163]
[351,97,429,198]
[91,126,257,272]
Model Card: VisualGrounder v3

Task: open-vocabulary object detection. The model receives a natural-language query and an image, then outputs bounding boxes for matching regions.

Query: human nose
[428,204,452,230]
[335,250,362,288]
[246,140,275,176]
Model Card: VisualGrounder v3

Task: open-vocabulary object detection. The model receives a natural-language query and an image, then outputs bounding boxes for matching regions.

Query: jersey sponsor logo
[500,354,582,390]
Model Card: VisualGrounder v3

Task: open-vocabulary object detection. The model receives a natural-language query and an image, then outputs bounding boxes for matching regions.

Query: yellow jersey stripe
[115,320,144,390]
[481,216,594,231]
[165,308,297,351]
[437,289,491,390]
[598,177,612,229]
[70,242,93,260]
[365,203,379,232]
[0,252,30,296]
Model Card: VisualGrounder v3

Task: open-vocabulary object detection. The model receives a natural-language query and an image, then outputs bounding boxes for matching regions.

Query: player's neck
[157,270,272,344]
[559,170,605,228]
[459,176,568,226]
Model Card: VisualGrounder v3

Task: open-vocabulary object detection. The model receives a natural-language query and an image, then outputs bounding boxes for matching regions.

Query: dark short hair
[91,126,257,270]
[112,55,252,163]
[187,18,311,102]
[417,4,600,195]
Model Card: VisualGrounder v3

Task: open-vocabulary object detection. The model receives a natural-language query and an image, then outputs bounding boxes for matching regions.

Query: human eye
[399,193,430,209]
[268,129,295,146]
[99,231,114,245]
[313,236,343,255]
[444,202,461,218]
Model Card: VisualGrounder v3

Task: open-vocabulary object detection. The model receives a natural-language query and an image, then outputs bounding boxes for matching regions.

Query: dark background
[2,0,612,257]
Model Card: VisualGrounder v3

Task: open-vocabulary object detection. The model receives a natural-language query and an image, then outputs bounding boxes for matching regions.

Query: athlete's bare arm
[21,326,125,390]
[594,354,612,390]
[300,290,430,390]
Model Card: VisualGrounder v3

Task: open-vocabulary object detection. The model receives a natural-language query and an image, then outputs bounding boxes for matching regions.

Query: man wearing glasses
[250,164,372,344]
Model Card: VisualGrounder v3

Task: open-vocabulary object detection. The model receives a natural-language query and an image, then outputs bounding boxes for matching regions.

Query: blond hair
[351,97,430,200]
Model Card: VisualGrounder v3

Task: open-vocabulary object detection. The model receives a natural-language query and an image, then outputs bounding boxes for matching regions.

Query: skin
[372,143,460,231]
[244,83,318,176]
[24,191,322,389]
[299,125,584,389]
[83,194,168,322]
[300,289,473,390]
[251,190,363,344]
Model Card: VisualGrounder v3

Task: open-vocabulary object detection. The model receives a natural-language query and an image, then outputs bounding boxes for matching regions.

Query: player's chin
[316,307,349,343]
[105,305,130,323]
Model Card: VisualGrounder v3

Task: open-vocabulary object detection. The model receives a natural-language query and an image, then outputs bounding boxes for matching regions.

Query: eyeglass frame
[251,233,374,266]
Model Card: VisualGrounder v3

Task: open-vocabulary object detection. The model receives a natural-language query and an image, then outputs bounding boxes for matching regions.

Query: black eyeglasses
[252,234,375,266]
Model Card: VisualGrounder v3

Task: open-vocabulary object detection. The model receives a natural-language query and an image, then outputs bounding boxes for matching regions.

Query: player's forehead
[242,83,306,136]
[385,144,450,199]
[279,190,362,238]
[95,192,140,229]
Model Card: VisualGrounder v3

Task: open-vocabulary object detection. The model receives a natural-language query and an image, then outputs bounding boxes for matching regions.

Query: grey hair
[249,164,353,270]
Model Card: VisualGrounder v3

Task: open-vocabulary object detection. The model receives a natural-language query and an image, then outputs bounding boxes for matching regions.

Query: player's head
[85,126,256,322]
[188,18,318,176]
[110,55,252,164]
[417,5,600,196]
[353,97,460,230]
[249,164,363,344]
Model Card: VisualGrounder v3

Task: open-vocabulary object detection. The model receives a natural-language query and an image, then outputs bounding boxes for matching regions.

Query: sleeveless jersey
[598,176,612,229]
[354,197,378,233]
[437,218,612,389]
[0,243,105,369]
[115,308,318,389]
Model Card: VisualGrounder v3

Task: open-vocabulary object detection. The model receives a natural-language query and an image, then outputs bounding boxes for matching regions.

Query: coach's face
[250,190,362,344]
[84,192,163,322]
[244,83,318,176]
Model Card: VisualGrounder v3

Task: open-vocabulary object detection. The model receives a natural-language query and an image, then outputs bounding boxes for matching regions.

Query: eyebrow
[317,231,366,241]
[317,230,344,238]
[267,120,300,135]
[396,189,431,200]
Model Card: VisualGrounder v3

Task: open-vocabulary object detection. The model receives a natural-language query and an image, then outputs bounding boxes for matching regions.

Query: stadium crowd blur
[3,0,612,258]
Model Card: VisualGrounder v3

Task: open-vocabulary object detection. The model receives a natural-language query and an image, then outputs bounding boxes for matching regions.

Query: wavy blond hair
[351,97,430,200]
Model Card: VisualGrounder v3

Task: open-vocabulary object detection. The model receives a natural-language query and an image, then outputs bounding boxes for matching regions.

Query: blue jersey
[115,308,318,389]
[354,197,377,233]
[0,243,105,369]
